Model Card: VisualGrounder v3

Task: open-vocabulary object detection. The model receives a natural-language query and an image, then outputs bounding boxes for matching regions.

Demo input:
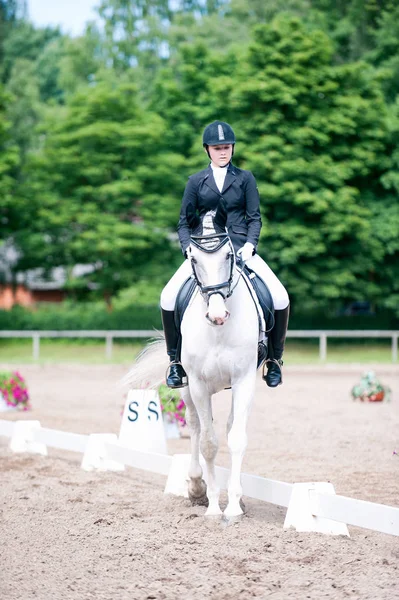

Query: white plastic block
[81,433,125,472]
[9,420,47,456]
[284,482,350,536]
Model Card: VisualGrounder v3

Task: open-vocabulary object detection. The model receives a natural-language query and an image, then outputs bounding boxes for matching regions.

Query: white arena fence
[1,419,398,538]
[0,329,398,362]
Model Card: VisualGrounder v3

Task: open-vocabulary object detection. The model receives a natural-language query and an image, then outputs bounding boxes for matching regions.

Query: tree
[367,5,399,101]
[0,83,21,284]
[1,19,61,83]
[18,78,185,303]
[228,17,392,312]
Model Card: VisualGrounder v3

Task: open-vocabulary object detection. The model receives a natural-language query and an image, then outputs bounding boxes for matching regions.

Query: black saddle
[175,276,197,331]
[242,264,274,334]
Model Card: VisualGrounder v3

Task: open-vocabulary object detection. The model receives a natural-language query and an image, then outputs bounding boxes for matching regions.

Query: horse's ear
[214,198,228,231]
[186,203,201,230]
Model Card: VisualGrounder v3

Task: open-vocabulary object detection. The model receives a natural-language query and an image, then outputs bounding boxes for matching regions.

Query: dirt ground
[1,363,398,600]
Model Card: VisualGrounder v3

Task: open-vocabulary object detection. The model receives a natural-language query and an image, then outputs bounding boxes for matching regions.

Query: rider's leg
[266,304,290,386]
[245,254,290,387]
[160,260,192,388]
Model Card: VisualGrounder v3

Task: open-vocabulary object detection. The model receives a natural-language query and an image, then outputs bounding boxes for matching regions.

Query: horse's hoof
[188,478,208,507]
[188,493,209,507]
[223,508,243,519]
[224,500,245,519]
[223,497,246,519]
[205,506,223,518]
[221,513,245,528]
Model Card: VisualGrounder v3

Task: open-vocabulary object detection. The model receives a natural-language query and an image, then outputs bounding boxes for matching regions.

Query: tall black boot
[161,308,188,388]
[263,304,290,387]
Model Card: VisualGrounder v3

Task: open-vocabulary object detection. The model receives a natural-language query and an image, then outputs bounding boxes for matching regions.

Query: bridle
[190,232,236,301]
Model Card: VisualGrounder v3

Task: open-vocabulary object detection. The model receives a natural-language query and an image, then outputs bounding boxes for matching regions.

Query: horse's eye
[226,252,231,260]
[192,257,197,265]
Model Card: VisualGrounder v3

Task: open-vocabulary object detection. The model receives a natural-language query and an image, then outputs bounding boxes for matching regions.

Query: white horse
[126,204,259,518]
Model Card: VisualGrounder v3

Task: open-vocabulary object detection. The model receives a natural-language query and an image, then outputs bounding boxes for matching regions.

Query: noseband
[190,233,235,300]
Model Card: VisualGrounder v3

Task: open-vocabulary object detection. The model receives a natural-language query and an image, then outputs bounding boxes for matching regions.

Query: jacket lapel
[222,163,236,193]
[203,165,220,195]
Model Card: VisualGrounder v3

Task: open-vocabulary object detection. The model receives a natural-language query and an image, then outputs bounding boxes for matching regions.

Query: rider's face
[207,144,233,167]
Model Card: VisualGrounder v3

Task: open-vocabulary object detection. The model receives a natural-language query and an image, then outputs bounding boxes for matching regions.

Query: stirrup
[165,361,188,389]
[262,358,283,387]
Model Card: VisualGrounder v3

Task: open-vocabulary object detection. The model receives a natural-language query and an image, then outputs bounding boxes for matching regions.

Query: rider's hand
[237,242,255,262]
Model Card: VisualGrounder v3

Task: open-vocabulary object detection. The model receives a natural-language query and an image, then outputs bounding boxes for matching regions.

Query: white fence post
[392,334,398,363]
[319,333,327,361]
[105,334,113,359]
[32,333,40,361]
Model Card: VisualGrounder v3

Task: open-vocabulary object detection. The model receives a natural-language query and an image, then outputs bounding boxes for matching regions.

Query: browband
[190,232,230,253]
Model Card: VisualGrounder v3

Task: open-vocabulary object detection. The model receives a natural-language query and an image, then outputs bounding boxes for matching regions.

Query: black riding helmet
[203,121,236,159]
[202,120,236,146]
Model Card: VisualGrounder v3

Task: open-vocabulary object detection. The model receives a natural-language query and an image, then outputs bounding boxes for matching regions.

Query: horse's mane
[192,210,226,251]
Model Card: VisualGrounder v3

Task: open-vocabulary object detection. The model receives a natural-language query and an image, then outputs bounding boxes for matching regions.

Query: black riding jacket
[177,162,262,255]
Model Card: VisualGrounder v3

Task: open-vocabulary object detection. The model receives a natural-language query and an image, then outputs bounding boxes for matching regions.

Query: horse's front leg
[180,388,207,506]
[189,378,222,517]
[225,372,256,518]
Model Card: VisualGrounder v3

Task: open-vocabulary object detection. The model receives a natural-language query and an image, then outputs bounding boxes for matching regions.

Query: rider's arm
[244,172,262,250]
[177,175,198,256]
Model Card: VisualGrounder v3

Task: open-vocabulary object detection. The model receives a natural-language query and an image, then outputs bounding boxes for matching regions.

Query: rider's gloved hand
[237,242,255,262]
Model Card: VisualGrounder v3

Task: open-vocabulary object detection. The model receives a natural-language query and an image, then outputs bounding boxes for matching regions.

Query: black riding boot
[263,304,290,387]
[161,308,188,389]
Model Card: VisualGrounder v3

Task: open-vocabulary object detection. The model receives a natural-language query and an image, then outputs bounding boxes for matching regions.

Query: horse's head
[186,201,235,326]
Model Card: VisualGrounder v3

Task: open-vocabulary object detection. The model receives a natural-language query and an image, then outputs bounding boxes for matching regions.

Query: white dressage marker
[2,420,398,537]
[81,433,125,472]
[284,482,350,536]
[9,420,47,456]
[119,389,167,455]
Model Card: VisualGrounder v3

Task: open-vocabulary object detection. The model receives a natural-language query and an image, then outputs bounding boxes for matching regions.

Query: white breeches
[160,254,289,311]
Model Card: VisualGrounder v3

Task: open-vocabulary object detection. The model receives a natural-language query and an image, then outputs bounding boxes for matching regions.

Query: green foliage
[0,302,162,330]
[0,369,30,410]
[367,5,399,101]
[158,384,186,426]
[0,2,398,320]
[19,78,184,297]
[1,20,61,83]
[228,17,393,311]
[0,83,20,244]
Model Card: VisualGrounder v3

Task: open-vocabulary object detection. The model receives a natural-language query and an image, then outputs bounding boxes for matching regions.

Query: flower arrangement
[351,371,391,403]
[0,371,31,411]
[158,384,186,427]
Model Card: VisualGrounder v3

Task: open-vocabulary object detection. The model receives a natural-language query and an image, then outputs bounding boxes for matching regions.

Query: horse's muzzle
[206,310,230,326]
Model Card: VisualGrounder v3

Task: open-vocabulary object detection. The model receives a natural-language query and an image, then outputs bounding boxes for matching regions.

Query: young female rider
[160,120,290,389]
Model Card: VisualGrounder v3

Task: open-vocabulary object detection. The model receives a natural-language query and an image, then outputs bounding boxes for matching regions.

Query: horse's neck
[228,271,253,307]
[184,276,258,364]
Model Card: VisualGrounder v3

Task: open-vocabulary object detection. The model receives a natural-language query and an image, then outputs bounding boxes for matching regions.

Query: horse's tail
[121,334,168,390]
